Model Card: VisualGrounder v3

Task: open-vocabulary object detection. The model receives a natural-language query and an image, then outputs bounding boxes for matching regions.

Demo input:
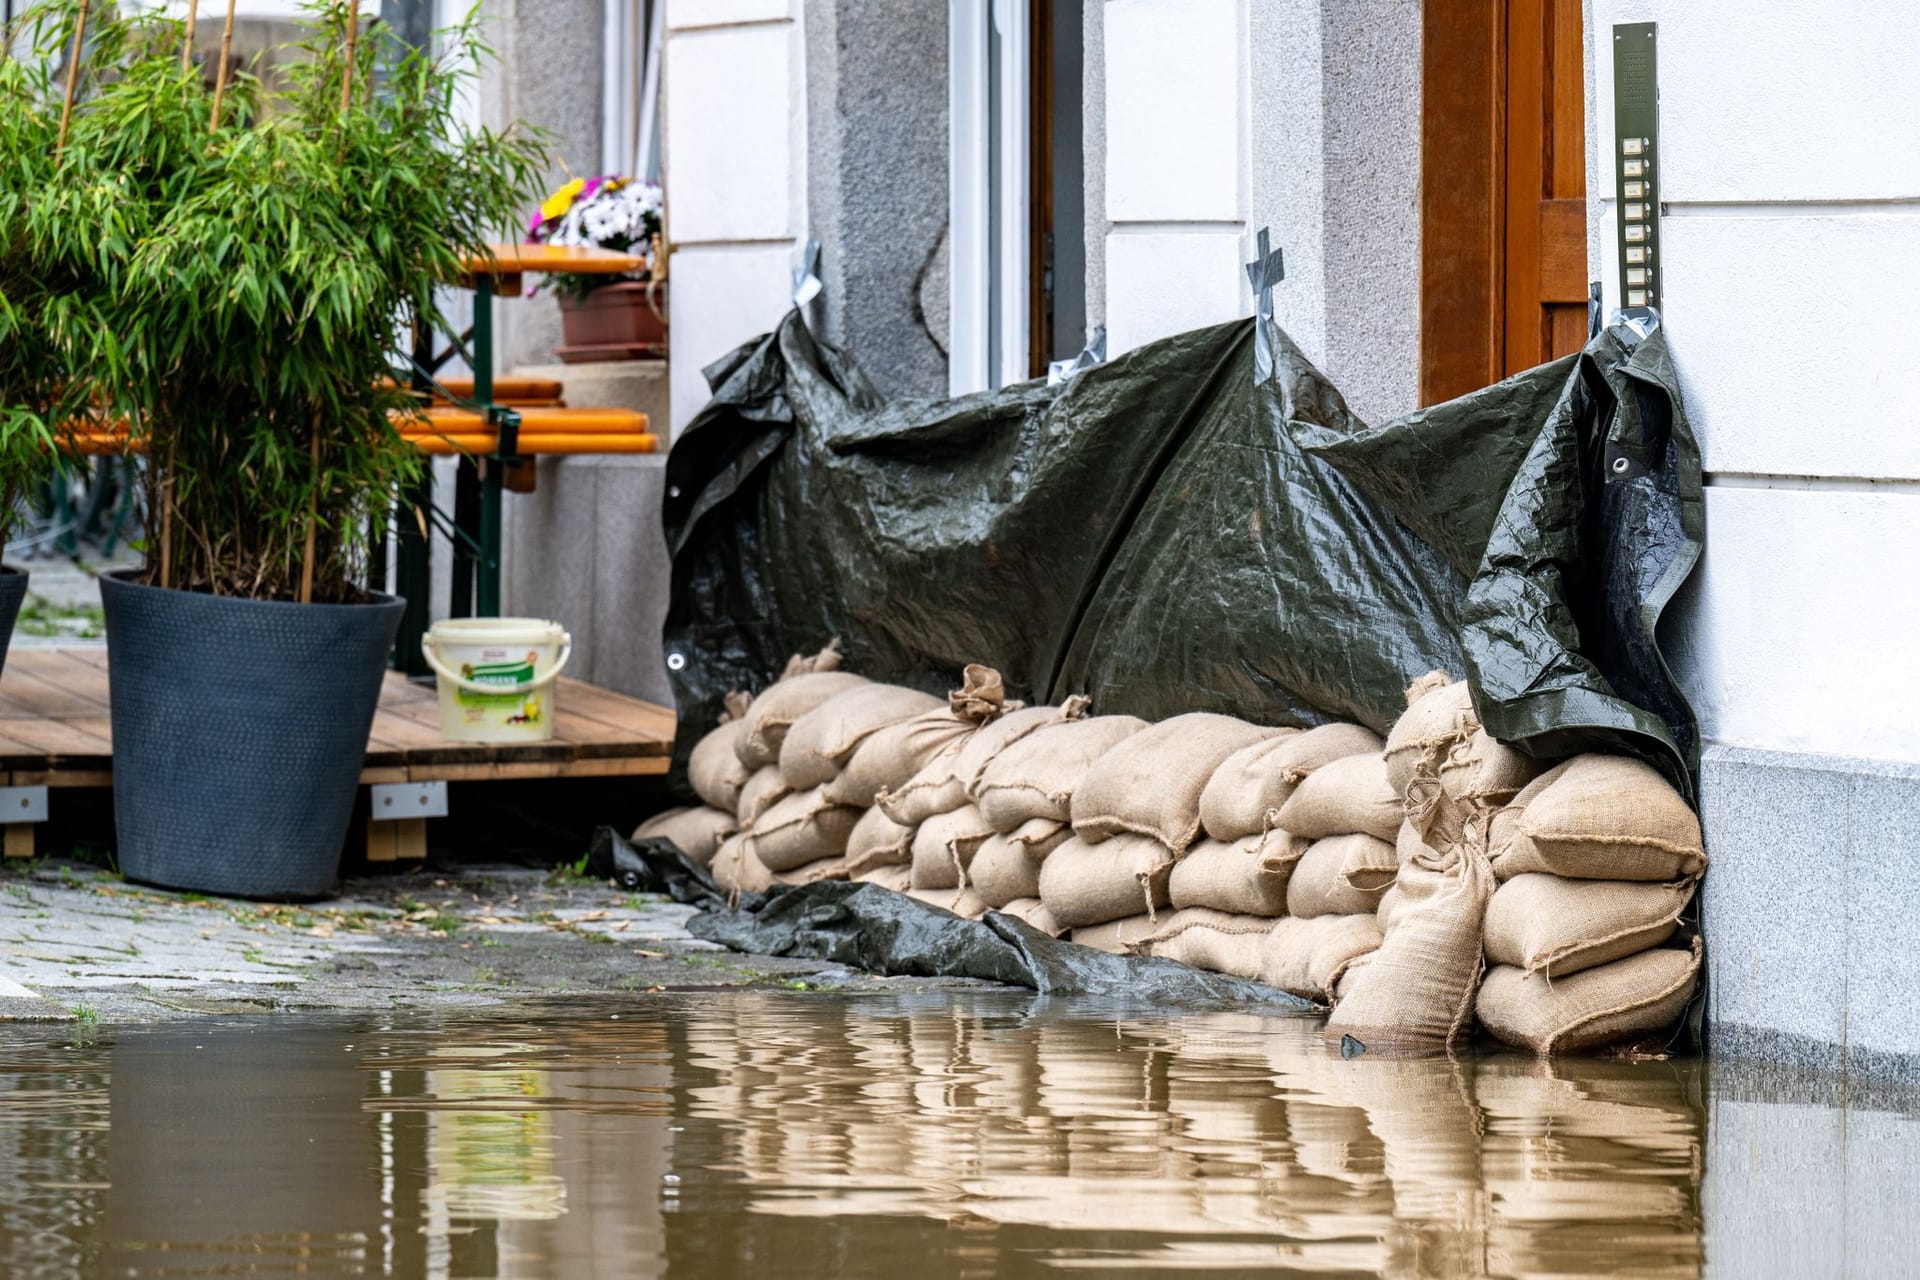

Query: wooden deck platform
[0,647,676,789]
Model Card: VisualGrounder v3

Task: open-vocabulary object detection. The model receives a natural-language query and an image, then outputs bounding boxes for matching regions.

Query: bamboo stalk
[300,1,358,604]
[298,430,319,604]
[207,0,237,132]
[181,0,201,73]
[339,0,359,112]
[158,440,175,589]
[56,0,91,152]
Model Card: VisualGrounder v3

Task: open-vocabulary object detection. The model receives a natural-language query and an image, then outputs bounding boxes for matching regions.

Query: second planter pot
[100,573,404,899]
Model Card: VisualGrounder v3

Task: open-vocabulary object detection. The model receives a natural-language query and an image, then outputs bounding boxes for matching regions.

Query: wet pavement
[1,990,1917,1277]
[0,860,985,1026]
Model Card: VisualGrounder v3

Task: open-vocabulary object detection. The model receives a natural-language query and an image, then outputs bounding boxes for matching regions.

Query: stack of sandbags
[632,690,754,864]
[1044,713,1279,944]
[1248,724,1397,1002]
[967,712,1149,934]
[835,668,1001,887]
[1476,754,1706,1053]
[743,659,952,887]
[884,681,1092,920]
[1327,674,1534,1049]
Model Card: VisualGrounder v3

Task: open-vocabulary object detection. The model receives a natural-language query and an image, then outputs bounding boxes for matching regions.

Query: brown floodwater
[0,991,1910,1277]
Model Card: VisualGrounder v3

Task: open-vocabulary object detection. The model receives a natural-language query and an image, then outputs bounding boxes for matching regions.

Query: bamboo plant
[0,18,66,549]
[27,0,547,602]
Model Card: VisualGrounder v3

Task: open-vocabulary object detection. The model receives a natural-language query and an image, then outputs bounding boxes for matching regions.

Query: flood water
[0,992,1913,1278]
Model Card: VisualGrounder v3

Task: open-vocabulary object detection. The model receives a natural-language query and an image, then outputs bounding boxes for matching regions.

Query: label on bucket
[457,649,544,726]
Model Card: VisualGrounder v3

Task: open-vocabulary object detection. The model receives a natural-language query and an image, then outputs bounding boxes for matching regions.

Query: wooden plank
[1420,0,1505,405]
[14,769,113,789]
[0,646,678,792]
[0,716,113,768]
[1503,0,1547,377]
[365,815,400,862]
[4,825,33,859]
[403,756,670,783]
[1538,198,1588,301]
[551,678,676,741]
[0,662,119,720]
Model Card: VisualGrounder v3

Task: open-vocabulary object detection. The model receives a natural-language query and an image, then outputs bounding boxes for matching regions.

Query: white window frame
[950,0,1030,394]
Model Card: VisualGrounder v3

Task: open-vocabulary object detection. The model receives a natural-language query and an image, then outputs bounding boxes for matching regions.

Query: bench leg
[365,816,428,862]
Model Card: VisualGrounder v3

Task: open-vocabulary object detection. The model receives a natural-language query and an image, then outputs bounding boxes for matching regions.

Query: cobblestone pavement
[0,859,964,1025]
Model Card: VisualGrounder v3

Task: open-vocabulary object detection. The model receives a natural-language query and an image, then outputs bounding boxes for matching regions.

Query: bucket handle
[422,631,573,696]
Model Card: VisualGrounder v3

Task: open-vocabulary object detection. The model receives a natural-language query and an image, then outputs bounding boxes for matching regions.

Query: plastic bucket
[422,617,572,743]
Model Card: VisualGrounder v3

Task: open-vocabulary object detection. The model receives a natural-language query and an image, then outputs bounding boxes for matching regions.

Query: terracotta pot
[556,281,668,364]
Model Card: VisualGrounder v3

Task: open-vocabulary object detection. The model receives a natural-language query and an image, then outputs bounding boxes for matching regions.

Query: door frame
[950,0,1031,394]
[1419,0,1587,407]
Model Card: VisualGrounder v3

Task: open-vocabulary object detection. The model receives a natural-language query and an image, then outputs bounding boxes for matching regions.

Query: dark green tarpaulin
[662,313,1702,798]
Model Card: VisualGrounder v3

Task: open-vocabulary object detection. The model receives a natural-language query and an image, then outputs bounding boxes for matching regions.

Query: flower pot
[0,567,28,677]
[100,573,404,900]
[556,280,668,363]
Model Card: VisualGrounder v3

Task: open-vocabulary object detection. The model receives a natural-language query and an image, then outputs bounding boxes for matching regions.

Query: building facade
[489,0,1919,1080]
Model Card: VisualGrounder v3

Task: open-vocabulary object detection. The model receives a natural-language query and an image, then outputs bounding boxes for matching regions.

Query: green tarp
[662,313,1701,798]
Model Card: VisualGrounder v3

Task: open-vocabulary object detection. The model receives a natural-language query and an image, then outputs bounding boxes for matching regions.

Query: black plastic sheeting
[663,313,1701,797]
[588,829,1312,1008]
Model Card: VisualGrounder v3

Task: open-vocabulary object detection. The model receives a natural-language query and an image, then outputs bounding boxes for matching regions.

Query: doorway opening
[1419,0,1589,407]
[950,0,1085,393]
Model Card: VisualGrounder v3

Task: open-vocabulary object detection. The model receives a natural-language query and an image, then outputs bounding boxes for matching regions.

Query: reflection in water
[0,992,1896,1277]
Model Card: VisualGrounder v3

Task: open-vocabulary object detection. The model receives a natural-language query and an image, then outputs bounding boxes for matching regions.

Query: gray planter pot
[0,567,28,675]
[100,573,404,899]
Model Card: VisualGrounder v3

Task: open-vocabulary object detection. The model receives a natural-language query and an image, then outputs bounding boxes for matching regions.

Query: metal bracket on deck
[371,781,449,821]
[1,786,50,860]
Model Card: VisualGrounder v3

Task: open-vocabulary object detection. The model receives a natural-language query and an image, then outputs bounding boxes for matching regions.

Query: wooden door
[1420,0,1588,406]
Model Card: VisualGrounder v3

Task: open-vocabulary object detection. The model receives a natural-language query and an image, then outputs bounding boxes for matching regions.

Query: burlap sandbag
[845,806,914,876]
[1195,729,1330,842]
[854,863,913,892]
[772,855,851,886]
[1383,673,1472,797]
[1070,713,1278,850]
[736,669,868,770]
[1068,913,1160,954]
[1484,873,1694,976]
[1374,885,1406,932]
[967,834,1043,907]
[1261,914,1383,1002]
[1477,939,1703,1054]
[737,764,792,825]
[1199,721,1390,845]
[823,707,973,807]
[1437,729,1546,810]
[1325,832,1495,1050]
[1037,833,1174,929]
[1143,908,1273,981]
[1287,834,1394,917]
[906,885,989,920]
[997,896,1065,937]
[744,788,862,873]
[879,693,1082,826]
[975,714,1150,831]
[688,716,754,812]
[1338,831,1401,894]
[908,804,997,890]
[709,833,773,894]
[1492,755,1706,882]
[966,818,1069,908]
[1168,832,1306,917]
[778,683,944,790]
[633,805,737,865]
[1273,751,1401,841]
